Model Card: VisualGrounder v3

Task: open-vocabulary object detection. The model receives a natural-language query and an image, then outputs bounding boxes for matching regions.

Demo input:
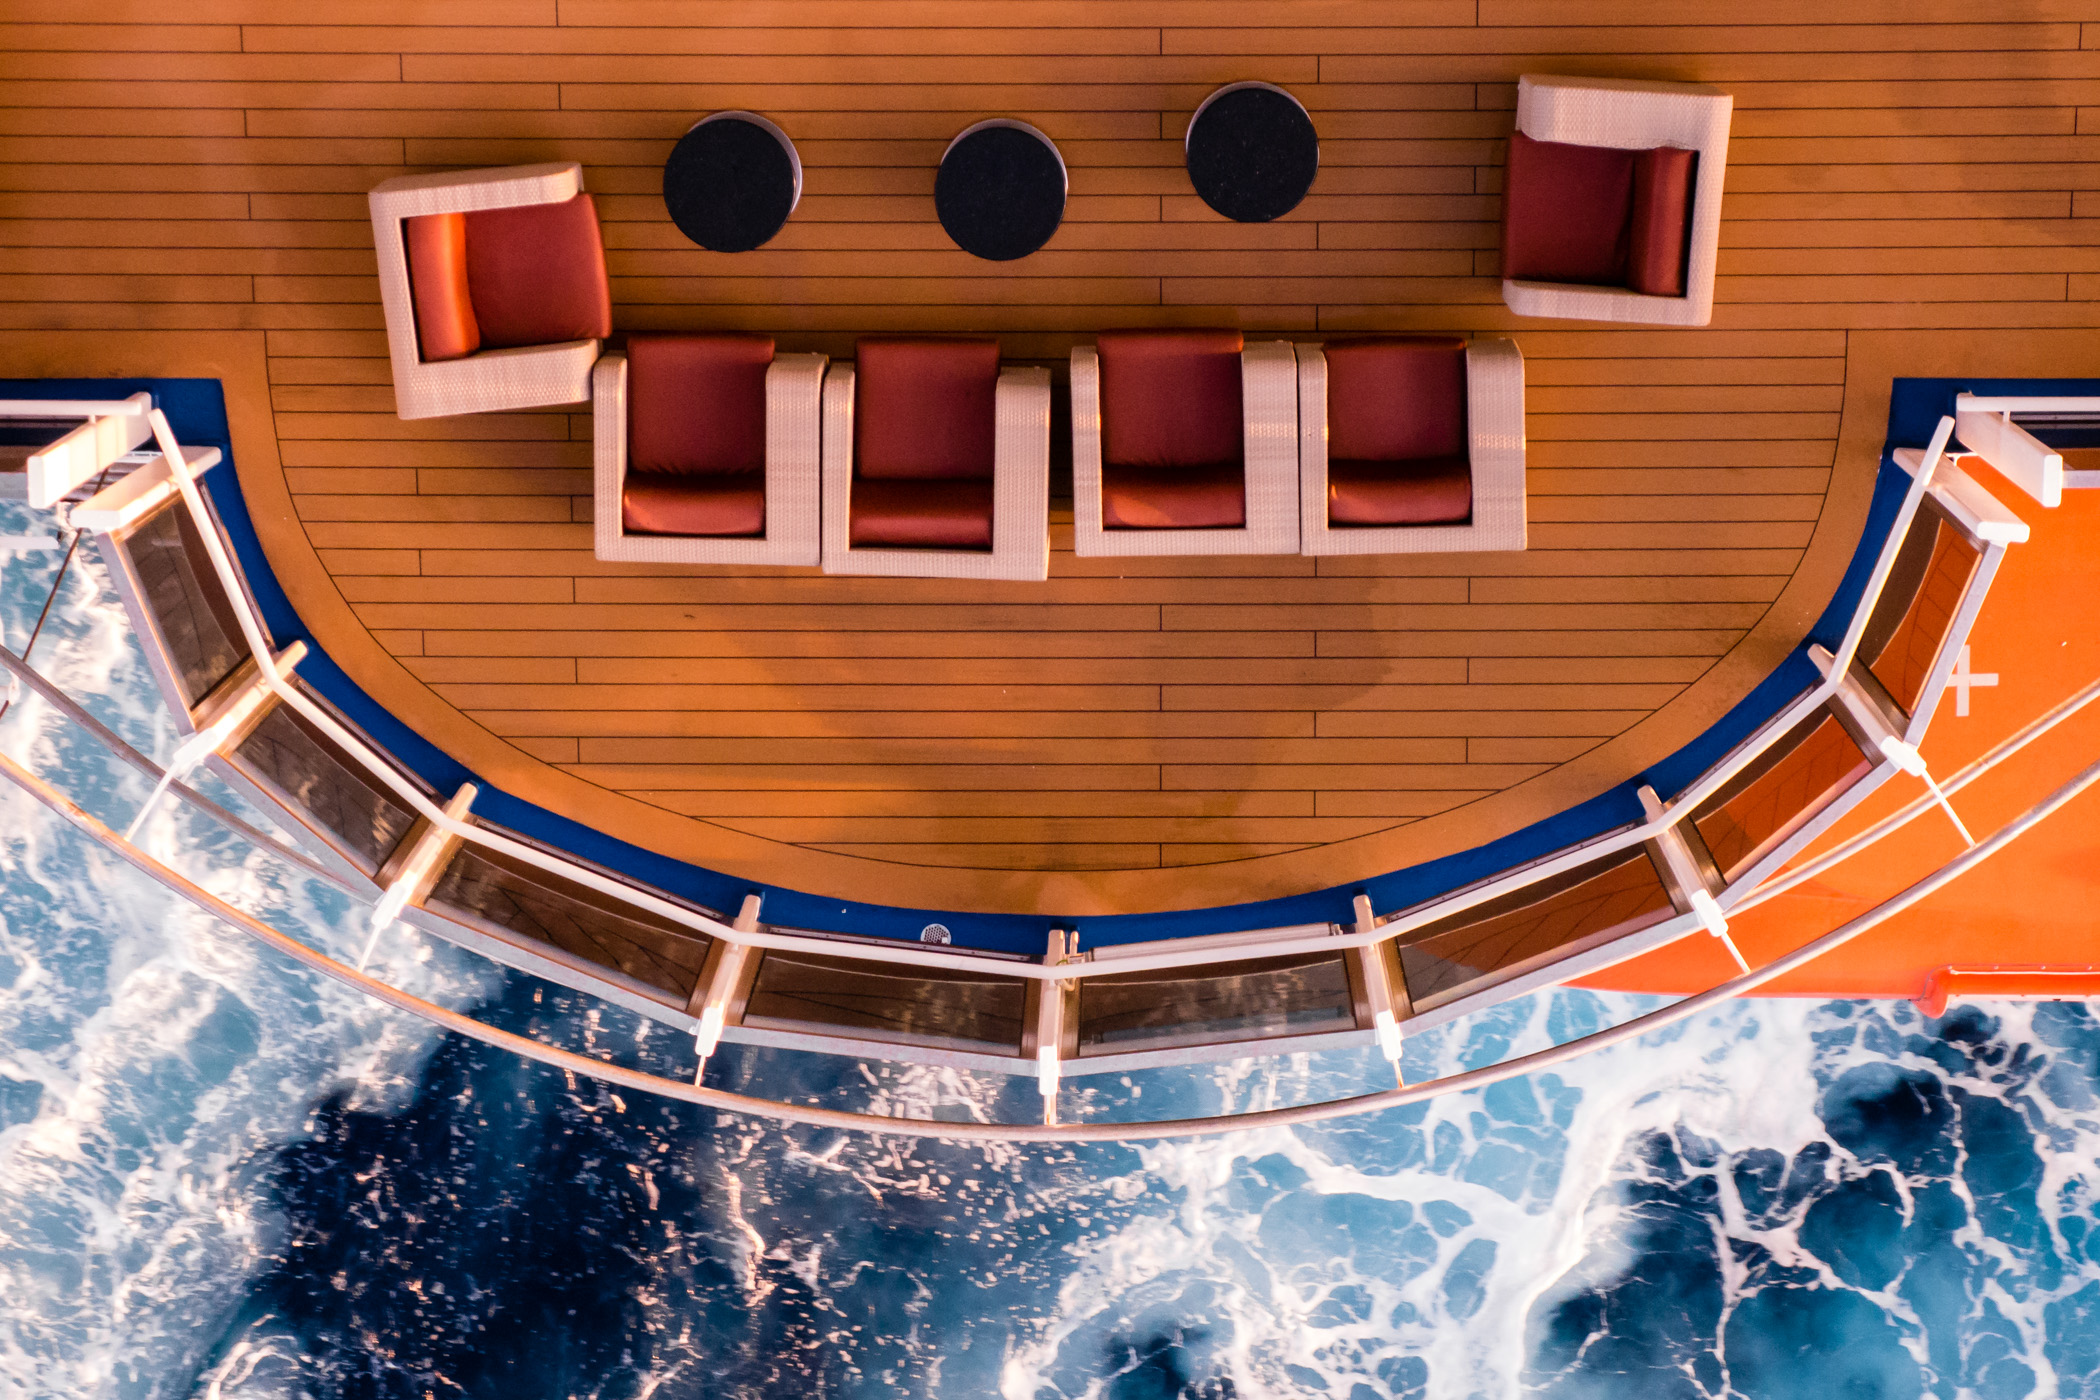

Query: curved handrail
[128,406,1965,971]
[3,739,2090,1141]
[18,396,2030,1109]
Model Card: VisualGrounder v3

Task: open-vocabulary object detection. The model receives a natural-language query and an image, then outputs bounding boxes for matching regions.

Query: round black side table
[935,119,1067,261]
[663,111,802,253]
[1184,82,1318,223]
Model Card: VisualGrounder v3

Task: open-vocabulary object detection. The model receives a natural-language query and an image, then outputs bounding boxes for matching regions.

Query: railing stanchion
[689,893,762,1085]
[1349,894,1407,1085]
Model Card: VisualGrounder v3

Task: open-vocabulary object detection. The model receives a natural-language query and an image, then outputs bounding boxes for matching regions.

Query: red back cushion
[462,193,613,350]
[1500,132,1637,287]
[626,334,775,476]
[1097,329,1245,470]
[402,212,480,363]
[1628,146,1697,297]
[1323,336,1468,463]
[854,337,1001,480]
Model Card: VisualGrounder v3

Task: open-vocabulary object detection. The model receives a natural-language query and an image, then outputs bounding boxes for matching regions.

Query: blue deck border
[8,376,1993,955]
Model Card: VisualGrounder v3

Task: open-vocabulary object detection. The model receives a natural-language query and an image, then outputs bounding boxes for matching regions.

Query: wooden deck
[5,0,2097,915]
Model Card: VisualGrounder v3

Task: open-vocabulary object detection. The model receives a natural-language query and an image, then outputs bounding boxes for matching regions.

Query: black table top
[663,116,799,254]
[1185,85,1319,224]
[935,123,1066,262]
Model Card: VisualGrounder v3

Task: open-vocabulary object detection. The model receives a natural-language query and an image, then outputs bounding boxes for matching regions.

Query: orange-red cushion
[1102,463,1246,530]
[462,193,613,350]
[849,478,994,549]
[1501,132,1636,287]
[1628,146,1697,297]
[1328,455,1471,527]
[853,337,1001,481]
[1097,329,1245,471]
[402,212,480,363]
[626,334,773,476]
[1323,336,1468,463]
[621,474,765,537]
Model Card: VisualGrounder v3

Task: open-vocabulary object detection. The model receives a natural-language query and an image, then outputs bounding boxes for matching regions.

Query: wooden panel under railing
[2,0,2096,914]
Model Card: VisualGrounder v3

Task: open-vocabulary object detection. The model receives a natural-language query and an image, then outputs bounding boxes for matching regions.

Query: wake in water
[0,499,2096,1399]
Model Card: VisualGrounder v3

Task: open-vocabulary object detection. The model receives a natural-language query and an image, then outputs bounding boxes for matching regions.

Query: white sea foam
[0,506,499,1400]
[984,992,2100,1398]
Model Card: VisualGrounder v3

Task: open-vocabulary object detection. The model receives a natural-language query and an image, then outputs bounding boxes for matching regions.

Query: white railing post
[371,783,476,929]
[1348,894,1409,1084]
[1818,656,1978,849]
[687,893,762,1083]
[1639,786,1749,973]
[122,641,307,841]
[1035,929,1073,1124]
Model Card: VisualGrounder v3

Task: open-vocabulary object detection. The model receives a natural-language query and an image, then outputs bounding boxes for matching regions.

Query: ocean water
[1,503,2099,1399]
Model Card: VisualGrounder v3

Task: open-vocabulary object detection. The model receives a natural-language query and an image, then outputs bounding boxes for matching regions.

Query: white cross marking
[1949,645,1998,717]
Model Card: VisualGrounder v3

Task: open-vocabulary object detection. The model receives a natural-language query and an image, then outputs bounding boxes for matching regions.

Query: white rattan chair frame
[1501,75,1733,328]
[818,363,1051,581]
[1070,340,1301,557]
[1296,337,1528,556]
[591,350,827,568]
[369,161,606,420]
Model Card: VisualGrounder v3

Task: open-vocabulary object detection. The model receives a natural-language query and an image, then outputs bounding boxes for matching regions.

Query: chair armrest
[368,161,584,222]
[820,361,857,566]
[994,365,1053,580]
[767,352,828,474]
[1241,340,1300,553]
[1069,345,1103,539]
[1465,337,1526,549]
[767,352,827,564]
[591,354,627,557]
[1294,343,1329,548]
[1515,75,1733,153]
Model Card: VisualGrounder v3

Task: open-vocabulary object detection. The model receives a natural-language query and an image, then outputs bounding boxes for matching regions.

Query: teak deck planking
[4,0,2097,914]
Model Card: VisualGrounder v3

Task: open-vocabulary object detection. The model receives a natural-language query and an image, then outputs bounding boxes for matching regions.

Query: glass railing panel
[1856,496,1982,716]
[1691,707,1875,883]
[1395,848,1675,1010]
[1074,952,1354,1056]
[425,844,711,1001]
[740,951,1028,1054]
[117,499,246,709]
[224,701,417,875]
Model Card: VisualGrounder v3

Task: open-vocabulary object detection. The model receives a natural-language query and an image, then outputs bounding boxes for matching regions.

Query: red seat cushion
[461,193,613,350]
[1328,455,1472,527]
[402,212,480,363]
[1501,132,1637,287]
[1628,146,1697,297]
[849,478,994,549]
[621,474,765,537]
[1323,336,1468,463]
[1101,463,1246,530]
[854,337,1000,481]
[1096,329,1245,471]
[626,334,774,476]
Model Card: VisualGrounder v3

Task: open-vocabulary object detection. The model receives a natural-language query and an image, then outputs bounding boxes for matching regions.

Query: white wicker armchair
[1296,337,1527,556]
[1071,339,1300,557]
[369,161,607,420]
[820,362,1052,581]
[1501,75,1733,327]
[592,350,827,567]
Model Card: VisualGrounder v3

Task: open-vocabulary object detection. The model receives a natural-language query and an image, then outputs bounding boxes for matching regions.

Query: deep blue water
[2,509,2100,1399]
